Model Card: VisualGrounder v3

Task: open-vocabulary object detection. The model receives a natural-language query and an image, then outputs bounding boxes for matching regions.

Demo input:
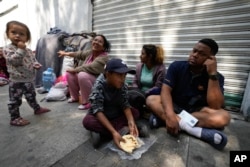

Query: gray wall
[92,0,250,111]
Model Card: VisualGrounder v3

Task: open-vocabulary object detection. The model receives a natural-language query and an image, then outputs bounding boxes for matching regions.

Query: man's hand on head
[204,55,217,75]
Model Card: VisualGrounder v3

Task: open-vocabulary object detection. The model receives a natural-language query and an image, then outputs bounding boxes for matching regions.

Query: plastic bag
[107,135,157,160]
[45,82,68,101]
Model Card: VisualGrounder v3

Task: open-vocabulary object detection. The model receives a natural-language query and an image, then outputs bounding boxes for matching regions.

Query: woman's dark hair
[96,34,111,53]
[5,20,31,43]
[143,44,164,65]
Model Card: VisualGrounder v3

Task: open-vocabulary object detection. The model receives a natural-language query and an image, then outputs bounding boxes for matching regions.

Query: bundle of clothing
[34,29,96,88]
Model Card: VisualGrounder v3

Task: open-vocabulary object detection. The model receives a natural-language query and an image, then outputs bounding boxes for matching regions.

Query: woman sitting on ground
[130,44,165,118]
[58,34,111,110]
[132,44,165,96]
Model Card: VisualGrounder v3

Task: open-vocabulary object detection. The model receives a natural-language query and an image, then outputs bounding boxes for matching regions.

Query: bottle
[42,68,56,91]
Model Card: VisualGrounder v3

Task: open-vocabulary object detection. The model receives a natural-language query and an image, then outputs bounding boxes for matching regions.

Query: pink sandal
[10,117,30,126]
[78,103,91,110]
[34,107,51,115]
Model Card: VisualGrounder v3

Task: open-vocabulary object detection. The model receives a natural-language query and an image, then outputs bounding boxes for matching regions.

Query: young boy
[83,58,148,148]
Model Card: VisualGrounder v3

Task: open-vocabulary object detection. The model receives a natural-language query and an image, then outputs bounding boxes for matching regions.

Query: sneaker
[138,123,149,137]
[149,114,164,129]
[34,107,51,115]
[200,128,228,150]
[78,103,91,110]
[90,131,101,148]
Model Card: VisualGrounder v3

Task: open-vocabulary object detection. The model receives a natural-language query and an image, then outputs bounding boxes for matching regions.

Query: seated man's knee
[201,107,231,126]
[145,96,152,106]
[146,95,160,107]
[222,109,231,125]
[214,108,231,125]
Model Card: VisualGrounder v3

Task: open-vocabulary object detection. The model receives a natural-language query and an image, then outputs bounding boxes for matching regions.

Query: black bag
[128,88,146,117]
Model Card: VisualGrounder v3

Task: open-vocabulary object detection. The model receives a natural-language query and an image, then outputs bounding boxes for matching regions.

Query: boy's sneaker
[90,131,101,148]
[138,124,149,137]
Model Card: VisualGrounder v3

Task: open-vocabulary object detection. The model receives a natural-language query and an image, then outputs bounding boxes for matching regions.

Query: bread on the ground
[120,134,141,153]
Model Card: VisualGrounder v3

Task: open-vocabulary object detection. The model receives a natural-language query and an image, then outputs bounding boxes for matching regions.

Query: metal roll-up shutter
[93,0,250,111]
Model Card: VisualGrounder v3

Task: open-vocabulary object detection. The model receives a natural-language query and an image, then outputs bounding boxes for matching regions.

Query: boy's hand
[128,121,139,137]
[112,131,124,149]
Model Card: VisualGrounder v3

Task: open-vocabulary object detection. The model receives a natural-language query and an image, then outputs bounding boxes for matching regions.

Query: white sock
[179,119,202,138]
[179,119,223,144]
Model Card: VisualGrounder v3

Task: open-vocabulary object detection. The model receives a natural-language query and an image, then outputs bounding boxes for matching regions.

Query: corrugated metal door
[92,0,250,111]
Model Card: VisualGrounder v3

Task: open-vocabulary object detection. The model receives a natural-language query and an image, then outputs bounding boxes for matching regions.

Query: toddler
[3,20,50,126]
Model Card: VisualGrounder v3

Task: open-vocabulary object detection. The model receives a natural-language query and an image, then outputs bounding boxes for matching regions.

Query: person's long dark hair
[96,34,111,53]
[143,44,164,65]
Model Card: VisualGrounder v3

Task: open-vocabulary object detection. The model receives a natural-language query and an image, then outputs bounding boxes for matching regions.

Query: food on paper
[120,135,141,153]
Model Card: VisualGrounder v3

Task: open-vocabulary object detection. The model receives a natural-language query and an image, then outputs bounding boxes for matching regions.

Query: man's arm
[161,84,179,135]
[207,77,224,109]
[204,56,224,109]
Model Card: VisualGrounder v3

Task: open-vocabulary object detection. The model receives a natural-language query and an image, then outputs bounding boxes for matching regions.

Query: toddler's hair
[5,20,31,43]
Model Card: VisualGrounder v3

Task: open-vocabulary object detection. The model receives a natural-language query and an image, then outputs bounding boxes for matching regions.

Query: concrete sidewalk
[0,85,250,167]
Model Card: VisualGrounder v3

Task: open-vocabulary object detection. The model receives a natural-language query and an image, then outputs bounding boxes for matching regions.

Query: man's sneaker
[90,131,101,148]
[149,114,164,129]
